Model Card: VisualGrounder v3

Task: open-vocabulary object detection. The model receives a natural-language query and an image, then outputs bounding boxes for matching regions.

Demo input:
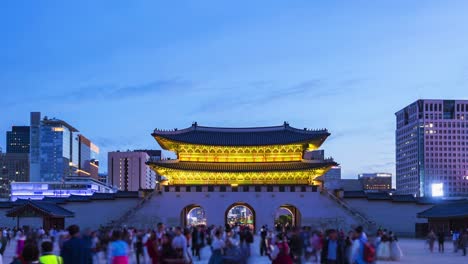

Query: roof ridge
[153,123,328,135]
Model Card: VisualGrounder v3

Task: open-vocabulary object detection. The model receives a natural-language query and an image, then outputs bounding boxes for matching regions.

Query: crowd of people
[426,229,468,256]
[1,224,468,264]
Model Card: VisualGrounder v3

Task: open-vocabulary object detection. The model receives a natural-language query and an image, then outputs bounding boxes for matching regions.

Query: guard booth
[6,200,74,230]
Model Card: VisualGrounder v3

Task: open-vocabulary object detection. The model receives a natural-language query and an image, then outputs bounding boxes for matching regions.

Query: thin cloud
[195,79,325,113]
[5,78,192,107]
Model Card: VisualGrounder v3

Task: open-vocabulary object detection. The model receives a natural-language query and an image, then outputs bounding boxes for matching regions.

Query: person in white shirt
[171,227,188,260]
[208,230,225,264]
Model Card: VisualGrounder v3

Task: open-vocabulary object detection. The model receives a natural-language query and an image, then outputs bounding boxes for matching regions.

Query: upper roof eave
[152,123,330,148]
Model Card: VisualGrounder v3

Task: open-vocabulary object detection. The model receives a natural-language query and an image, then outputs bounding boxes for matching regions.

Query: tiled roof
[153,123,330,146]
[343,191,367,198]
[66,195,91,202]
[90,193,116,200]
[0,202,14,208]
[150,161,337,172]
[391,195,417,203]
[42,197,68,204]
[366,192,391,200]
[418,201,468,218]
[6,201,74,218]
[114,191,139,198]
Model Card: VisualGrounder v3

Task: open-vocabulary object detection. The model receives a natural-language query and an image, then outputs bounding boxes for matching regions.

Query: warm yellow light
[177,144,304,162]
[91,143,100,153]
[76,169,91,176]
[52,127,64,132]
[150,165,327,185]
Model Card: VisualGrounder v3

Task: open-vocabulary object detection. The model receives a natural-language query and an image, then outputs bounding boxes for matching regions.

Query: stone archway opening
[275,204,301,232]
[225,202,255,231]
[181,204,207,227]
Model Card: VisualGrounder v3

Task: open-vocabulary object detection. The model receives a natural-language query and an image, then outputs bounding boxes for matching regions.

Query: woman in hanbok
[389,232,403,261]
[377,231,391,260]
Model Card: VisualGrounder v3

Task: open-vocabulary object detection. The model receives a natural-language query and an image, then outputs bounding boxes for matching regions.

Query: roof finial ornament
[283,121,289,127]
[192,121,198,128]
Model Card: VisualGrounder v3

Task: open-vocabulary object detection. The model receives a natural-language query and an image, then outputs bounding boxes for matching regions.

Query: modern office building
[108,151,158,191]
[2,125,31,199]
[77,135,100,179]
[6,126,30,153]
[0,152,30,199]
[396,99,468,197]
[358,173,392,191]
[30,112,41,181]
[29,112,99,182]
[39,117,80,181]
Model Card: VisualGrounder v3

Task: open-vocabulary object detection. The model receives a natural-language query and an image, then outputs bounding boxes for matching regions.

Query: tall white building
[395,99,468,197]
[108,151,158,191]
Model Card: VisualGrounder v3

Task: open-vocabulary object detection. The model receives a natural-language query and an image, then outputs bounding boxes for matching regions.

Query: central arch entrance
[181,204,207,227]
[275,204,301,231]
[225,202,255,231]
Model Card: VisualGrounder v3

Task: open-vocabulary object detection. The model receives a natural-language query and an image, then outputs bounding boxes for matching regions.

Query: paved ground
[2,237,466,264]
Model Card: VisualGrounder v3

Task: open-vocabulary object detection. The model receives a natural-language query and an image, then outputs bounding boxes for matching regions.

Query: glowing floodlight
[431,183,444,197]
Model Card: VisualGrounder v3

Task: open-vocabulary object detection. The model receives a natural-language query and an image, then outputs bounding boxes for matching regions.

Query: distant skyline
[2,1,468,183]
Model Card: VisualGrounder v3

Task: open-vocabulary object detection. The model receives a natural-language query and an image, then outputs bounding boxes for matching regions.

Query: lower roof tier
[148,160,336,185]
[148,160,337,172]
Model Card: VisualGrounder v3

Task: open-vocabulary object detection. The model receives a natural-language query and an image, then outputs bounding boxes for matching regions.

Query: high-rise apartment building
[108,151,158,191]
[6,126,30,153]
[396,99,468,197]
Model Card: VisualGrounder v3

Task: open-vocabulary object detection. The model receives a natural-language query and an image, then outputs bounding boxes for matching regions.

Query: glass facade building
[39,117,79,182]
[6,126,30,154]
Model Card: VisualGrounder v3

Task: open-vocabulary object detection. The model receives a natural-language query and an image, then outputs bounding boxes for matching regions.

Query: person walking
[108,230,129,264]
[320,229,345,264]
[452,230,460,253]
[437,231,445,253]
[260,226,268,256]
[145,231,159,264]
[39,241,63,264]
[0,230,7,264]
[60,225,91,264]
[350,226,371,264]
[208,229,225,264]
[134,233,144,264]
[461,230,468,256]
[427,230,436,253]
[289,228,304,264]
[172,227,189,263]
[21,241,40,264]
[268,233,293,264]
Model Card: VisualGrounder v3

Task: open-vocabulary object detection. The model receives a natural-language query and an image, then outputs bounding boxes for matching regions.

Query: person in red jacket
[268,233,293,264]
[145,231,159,264]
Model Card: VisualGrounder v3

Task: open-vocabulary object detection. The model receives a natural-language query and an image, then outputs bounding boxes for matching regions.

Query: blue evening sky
[1,1,468,184]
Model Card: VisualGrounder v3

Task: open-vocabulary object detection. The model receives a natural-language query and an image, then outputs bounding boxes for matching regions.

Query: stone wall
[344,198,431,236]
[123,189,361,231]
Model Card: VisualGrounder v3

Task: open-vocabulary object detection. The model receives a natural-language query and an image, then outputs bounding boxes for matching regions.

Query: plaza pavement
[2,236,466,264]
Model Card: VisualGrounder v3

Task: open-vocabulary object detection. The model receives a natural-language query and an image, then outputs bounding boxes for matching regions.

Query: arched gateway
[275,204,301,229]
[148,123,337,229]
[181,204,207,227]
[225,202,255,231]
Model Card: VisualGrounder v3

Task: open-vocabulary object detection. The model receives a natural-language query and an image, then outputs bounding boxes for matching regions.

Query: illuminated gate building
[128,122,361,230]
